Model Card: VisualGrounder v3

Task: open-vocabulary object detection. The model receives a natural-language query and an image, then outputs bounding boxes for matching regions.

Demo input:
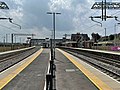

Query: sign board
[92,2,120,9]
[0,2,9,9]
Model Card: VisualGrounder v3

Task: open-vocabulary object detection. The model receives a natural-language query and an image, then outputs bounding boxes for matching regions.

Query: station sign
[91,2,120,9]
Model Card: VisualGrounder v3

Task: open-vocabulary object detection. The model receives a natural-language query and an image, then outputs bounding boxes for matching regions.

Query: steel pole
[105,0,107,21]
[6,34,8,43]
[102,0,104,21]
[53,13,55,60]
[47,12,60,90]
[104,28,106,50]
[114,24,116,46]
[11,34,14,50]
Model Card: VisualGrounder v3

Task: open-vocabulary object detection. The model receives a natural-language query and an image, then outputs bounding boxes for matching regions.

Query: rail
[0,46,39,72]
[59,47,120,81]
[0,46,35,60]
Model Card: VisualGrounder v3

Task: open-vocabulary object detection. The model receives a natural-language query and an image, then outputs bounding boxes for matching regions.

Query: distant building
[62,41,77,47]
[71,33,90,47]
[30,38,70,47]
[30,39,45,46]
[91,33,101,42]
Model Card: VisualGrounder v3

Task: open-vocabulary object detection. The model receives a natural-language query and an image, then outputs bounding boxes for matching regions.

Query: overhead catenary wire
[0,24,19,32]
[0,11,31,33]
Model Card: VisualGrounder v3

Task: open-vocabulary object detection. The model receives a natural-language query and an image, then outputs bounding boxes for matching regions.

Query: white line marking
[62,48,120,84]
[67,50,120,84]
[90,64,120,84]
[44,50,51,90]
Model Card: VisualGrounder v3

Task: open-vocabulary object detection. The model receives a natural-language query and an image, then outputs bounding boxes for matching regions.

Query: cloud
[0,0,98,39]
[0,0,119,42]
[11,0,24,6]
[24,27,52,39]
[48,0,72,11]
[0,0,24,23]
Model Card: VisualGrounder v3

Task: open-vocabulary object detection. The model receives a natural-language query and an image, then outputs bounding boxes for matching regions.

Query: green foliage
[109,35,114,40]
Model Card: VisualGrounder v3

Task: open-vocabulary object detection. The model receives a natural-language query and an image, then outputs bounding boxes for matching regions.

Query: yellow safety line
[0,48,43,89]
[57,48,112,90]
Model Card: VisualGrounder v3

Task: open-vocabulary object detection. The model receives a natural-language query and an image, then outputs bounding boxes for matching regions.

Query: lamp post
[114,23,120,46]
[6,34,8,43]
[47,12,61,59]
[104,28,106,41]
[47,12,61,90]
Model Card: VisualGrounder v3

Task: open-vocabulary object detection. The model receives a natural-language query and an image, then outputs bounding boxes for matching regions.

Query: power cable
[0,24,19,32]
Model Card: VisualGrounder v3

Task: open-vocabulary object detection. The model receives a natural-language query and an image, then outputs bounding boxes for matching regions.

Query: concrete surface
[55,49,98,90]
[3,49,49,90]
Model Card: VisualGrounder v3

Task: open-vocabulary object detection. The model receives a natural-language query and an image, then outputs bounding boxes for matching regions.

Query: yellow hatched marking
[57,48,112,90]
[0,48,43,89]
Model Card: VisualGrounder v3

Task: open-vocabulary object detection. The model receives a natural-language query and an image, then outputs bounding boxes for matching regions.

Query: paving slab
[3,49,49,90]
[57,48,120,90]
[55,49,98,90]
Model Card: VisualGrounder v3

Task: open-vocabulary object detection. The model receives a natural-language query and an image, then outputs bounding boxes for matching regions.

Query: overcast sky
[0,0,120,42]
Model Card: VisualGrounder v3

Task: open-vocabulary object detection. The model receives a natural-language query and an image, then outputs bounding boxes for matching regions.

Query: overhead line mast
[91,0,120,21]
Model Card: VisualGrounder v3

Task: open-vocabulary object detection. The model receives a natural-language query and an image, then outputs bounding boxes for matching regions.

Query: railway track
[0,47,40,72]
[61,48,120,82]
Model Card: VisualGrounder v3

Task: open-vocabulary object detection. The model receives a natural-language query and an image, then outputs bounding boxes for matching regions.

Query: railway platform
[55,49,98,90]
[0,48,119,90]
[57,48,120,90]
[0,48,49,90]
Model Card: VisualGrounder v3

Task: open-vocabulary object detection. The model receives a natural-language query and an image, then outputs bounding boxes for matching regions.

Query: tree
[109,35,114,40]
[91,33,101,42]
